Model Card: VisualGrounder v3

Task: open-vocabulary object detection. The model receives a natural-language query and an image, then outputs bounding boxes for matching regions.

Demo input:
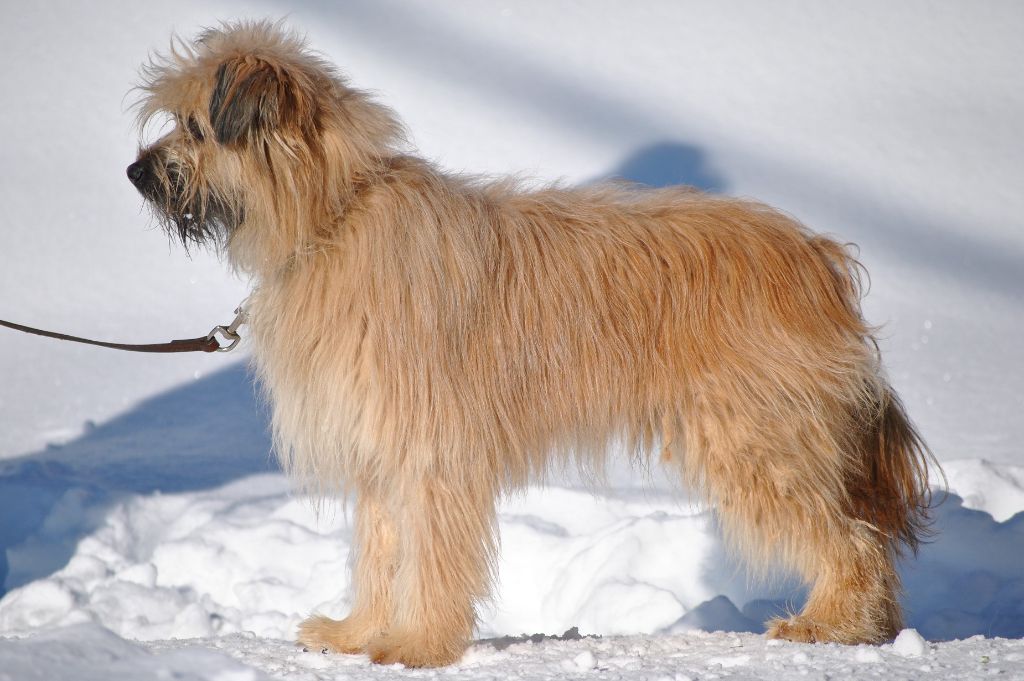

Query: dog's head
[129,21,401,267]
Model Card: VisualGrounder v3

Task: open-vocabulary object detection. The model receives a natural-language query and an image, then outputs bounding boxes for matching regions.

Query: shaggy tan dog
[128,21,934,667]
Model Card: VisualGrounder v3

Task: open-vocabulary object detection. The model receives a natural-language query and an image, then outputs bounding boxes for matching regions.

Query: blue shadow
[598,142,727,192]
[0,362,274,595]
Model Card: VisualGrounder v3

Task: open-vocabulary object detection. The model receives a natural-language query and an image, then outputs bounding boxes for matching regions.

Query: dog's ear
[209,56,311,145]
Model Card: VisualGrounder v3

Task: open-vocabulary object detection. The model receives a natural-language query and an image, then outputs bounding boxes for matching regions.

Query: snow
[940,459,1024,523]
[6,624,1024,681]
[892,629,928,658]
[0,623,270,681]
[568,649,597,671]
[2,1,1023,679]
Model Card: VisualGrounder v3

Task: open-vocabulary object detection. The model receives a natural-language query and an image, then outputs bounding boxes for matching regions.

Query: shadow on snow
[0,361,274,594]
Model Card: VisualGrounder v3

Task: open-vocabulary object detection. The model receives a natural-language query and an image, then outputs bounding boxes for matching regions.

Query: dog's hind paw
[766,615,887,645]
[767,616,826,643]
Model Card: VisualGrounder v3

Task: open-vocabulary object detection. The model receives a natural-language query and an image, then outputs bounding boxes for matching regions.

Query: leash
[0,303,248,354]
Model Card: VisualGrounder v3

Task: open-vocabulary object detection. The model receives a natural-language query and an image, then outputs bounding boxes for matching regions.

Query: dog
[128,20,934,667]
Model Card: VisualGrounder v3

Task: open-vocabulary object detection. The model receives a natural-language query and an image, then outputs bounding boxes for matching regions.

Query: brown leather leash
[0,304,248,354]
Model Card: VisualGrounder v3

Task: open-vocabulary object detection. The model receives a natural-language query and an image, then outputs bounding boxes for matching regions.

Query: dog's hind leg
[298,486,397,654]
[367,473,498,667]
[765,518,901,644]
[765,386,929,643]
[683,394,904,644]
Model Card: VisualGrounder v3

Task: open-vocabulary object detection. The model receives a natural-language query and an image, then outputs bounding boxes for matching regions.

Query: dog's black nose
[126,160,149,189]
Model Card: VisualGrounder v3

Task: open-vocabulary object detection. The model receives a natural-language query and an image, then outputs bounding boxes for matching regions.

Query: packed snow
[1,1,1023,679]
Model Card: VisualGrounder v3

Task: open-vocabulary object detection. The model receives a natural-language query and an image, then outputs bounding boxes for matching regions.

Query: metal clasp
[206,303,249,353]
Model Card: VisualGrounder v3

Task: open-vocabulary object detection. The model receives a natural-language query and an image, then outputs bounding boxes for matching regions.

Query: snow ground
[1,1,1023,679]
[7,624,1024,681]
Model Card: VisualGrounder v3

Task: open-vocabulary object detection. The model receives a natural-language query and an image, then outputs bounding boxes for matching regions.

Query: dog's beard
[143,161,242,250]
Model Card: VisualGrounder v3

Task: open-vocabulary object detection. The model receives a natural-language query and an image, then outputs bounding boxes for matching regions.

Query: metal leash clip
[206,304,249,352]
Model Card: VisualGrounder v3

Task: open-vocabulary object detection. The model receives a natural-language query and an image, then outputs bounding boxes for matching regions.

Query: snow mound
[892,628,928,657]
[943,459,1024,522]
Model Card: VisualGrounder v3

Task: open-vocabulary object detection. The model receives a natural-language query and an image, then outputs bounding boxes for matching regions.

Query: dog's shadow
[0,361,276,595]
[593,141,727,192]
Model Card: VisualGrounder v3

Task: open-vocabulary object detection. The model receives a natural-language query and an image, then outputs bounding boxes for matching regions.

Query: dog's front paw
[298,614,379,654]
[366,630,465,668]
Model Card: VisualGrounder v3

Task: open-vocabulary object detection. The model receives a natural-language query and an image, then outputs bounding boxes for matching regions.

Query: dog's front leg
[299,486,398,654]
[367,474,498,667]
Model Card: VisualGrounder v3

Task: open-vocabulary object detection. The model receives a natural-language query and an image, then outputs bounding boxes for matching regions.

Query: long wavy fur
[131,20,937,666]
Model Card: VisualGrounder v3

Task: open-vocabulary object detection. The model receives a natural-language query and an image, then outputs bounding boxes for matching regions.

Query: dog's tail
[808,234,939,555]
[851,383,938,556]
